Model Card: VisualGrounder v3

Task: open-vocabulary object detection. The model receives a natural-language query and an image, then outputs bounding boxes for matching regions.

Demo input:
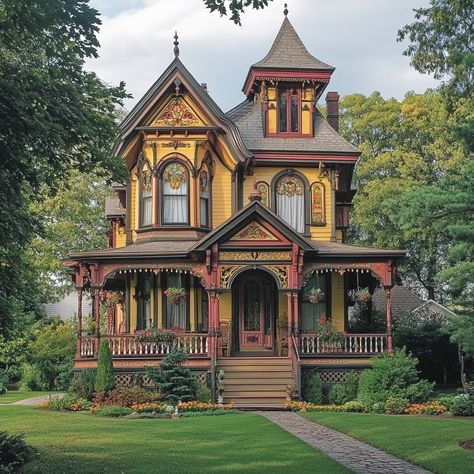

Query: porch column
[76,286,83,358]
[92,288,101,354]
[292,290,300,347]
[287,292,294,359]
[385,287,394,354]
[207,290,219,402]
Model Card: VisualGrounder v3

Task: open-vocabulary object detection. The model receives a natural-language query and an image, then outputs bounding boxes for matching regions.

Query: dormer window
[278,87,299,133]
[161,162,189,225]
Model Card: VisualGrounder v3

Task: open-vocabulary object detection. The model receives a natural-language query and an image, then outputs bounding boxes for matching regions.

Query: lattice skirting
[301,367,363,388]
[74,369,210,388]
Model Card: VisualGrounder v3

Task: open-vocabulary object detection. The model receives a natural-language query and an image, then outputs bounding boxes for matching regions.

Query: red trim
[244,69,333,95]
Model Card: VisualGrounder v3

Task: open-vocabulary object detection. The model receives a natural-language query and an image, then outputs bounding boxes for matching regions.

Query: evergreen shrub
[303,373,323,404]
[69,368,96,400]
[0,431,36,472]
[196,383,212,402]
[450,394,474,416]
[95,341,115,393]
[146,349,196,405]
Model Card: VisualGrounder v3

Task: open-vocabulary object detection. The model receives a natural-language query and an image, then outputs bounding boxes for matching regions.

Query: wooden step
[225,378,293,386]
[219,365,292,373]
[224,396,286,405]
[219,357,291,366]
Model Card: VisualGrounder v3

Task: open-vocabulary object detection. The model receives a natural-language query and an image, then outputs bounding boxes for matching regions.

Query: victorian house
[69,12,405,407]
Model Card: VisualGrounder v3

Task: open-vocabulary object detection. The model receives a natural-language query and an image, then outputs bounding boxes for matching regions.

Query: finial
[283,3,288,16]
[173,31,179,58]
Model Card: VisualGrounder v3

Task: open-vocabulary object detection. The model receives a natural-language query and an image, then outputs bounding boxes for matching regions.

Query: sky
[87,0,440,113]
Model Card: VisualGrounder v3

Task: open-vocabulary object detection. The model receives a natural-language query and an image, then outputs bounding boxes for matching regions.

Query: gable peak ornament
[173,31,179,58]
[283,3,288,16]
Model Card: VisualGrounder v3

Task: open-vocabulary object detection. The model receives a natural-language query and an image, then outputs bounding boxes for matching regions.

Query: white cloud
[87,0,440,112]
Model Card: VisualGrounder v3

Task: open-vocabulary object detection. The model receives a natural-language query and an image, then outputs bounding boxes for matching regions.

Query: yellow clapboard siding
[243,167,332,241]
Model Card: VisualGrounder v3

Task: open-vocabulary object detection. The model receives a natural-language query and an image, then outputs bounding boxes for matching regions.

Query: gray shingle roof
[310,241,406,258]
[105,197,125,218]
[252,17,334,71]
[227,100,359,154]
[372,285,424,313]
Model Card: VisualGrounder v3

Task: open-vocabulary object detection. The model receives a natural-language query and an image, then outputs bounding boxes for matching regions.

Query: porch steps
[218,357,293,408]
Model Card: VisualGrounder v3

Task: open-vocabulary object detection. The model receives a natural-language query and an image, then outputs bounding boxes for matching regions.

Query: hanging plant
[354,288,371,304]
[307,288,325,304]
[136,329,176,344]
[163,287,187,305]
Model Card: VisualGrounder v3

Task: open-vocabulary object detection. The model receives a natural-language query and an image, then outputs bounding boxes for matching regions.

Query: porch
[77,332,388,359]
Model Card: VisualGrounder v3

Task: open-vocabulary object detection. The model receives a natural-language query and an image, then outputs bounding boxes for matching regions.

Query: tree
[398,0,473,149]
[204,0,274,25]
[28,170,111,303]
[340,91,462,299]
[0,0,128,336]
[398,0,474,388]
[147,349,196,405]
[95,341,115,392]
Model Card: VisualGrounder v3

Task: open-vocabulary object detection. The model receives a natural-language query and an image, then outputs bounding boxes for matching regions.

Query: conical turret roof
[252,16,334,71]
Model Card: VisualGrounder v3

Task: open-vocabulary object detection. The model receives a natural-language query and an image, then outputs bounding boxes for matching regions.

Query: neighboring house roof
[373,285,424,313]
[105,197,125,218]
[226,101,359,155]
[251,16,334,71]
[310,241,406,258]
[414,300,457,317]
[43,292,92,320]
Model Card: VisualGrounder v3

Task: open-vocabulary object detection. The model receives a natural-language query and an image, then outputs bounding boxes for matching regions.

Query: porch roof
[69,240,195,260]
[310,241,406,258]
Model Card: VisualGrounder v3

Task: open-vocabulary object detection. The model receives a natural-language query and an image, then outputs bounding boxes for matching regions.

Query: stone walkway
[259,411,431,474]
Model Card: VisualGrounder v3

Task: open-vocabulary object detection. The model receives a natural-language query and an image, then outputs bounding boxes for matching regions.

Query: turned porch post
[287,292,294,359]
[76,286,83,358]
[385,287,394,354]
[92,288,101,354]
[207,290,219,402]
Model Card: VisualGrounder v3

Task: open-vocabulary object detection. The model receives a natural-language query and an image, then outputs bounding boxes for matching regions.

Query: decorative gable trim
[228,222,279,241]
[151,97,205,127]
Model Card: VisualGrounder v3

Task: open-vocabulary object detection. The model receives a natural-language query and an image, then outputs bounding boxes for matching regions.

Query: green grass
[302,412,474,474]
[0,391,56,403]
[0,406,349,473]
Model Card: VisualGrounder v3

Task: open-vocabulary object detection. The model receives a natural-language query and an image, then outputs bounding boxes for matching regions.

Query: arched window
[311,182,326,225]
[256,181,269,207]
[161,162,189,225]
[199,168,210,227]
[140,162,153,227]
[275,174,305,233]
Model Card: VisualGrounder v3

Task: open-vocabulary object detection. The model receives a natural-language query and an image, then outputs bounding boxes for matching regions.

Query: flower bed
[284,399,447,415]
[177,401,235,412]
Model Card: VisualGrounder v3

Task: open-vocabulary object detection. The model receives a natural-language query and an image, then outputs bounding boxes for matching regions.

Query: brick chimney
[326,92,340,132]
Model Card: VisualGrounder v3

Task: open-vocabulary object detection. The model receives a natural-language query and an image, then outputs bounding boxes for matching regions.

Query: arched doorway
[231,269,278,355]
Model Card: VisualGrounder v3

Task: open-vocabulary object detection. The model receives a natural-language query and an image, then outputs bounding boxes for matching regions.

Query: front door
[238,276,274,351]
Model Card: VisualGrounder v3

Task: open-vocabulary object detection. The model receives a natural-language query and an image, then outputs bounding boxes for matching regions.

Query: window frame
[271,170,310,235]
[162,273,190,331]
[300,272,332,333]
[159,160,190,227]
[199,167,211,228]
[138,161,153,228]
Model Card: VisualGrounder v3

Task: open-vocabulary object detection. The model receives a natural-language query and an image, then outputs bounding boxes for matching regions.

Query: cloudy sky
[87,0,439,112]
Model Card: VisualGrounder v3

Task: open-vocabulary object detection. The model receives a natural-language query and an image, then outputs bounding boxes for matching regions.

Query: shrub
[384,397,409,415]
[450,394,474,416]
[103,387,159,407]
[19,363,43,391]
[147,350,196,405]
[328,376,359,405]
[44,393,81,411]
[94,405,132,417]
[371,402,386,414]
[435,393,458,411]
[195,383,212,403]
[69,369,96,401]
[303,373,323,404]
[95,341,115,393]
[342,401,366,412]
[357,349,434,406]
[0,431,36,472]
[0,370,8,395]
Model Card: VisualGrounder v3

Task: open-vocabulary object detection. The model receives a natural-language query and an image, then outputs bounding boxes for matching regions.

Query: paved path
[0,393,64,406]
[259,411,431,474]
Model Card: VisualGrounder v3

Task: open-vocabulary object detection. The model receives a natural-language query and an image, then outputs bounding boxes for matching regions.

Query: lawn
[0,391,56,403]
[302,412,474,474]
[0,406,349,473]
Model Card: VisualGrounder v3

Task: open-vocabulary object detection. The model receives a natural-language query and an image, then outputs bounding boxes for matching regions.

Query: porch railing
[300,333,387,355]
[78,333,209,359]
